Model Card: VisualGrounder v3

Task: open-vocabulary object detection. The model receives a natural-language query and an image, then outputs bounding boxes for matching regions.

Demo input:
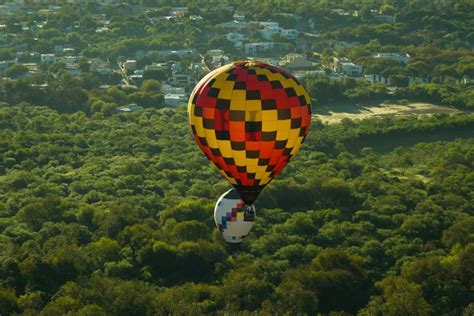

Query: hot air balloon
[214,188,256,243]
[188,60,311,241]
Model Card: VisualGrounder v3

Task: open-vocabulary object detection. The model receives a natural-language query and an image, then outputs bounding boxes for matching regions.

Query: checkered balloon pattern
[188,61,311,205]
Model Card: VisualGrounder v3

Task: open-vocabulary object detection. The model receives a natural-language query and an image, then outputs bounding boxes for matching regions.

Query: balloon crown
[232,60,267,68]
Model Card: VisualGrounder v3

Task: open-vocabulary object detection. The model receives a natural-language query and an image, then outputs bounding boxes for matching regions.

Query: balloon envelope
[214,189,256,243]
[188,60,311,205]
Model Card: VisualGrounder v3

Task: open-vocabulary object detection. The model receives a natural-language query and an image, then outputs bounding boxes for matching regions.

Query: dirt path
[313,102,462,124]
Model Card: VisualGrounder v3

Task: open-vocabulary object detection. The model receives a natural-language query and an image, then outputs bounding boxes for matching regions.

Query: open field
[313,102,464,124]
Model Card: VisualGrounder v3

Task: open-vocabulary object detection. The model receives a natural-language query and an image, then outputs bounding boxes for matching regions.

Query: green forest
[0,104,473,315]
[0,0,473,315]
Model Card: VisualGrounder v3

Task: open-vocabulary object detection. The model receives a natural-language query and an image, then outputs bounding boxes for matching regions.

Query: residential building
[207,49,225,57]
[279,53,313,70]
[90,59,112,75]
[130,74,143,84]
[211,54,230,67]
[170,49,195,58]
[170,73,193,85]
[23,63,41,77]
[189,62,207,76]
[96,26,110,33]
[124,59,137,71]
[170,7,187,17]
[244,42,274,55]
[260,22,279,29]
[189,15,202,21]
[334,59,363,76]
[331,8,351,16]
[161,84,185,95]
[145,63,169,71]
[63,48,75,55]
[226,32,245,48]
[218,21,246,32]
[164,93,188,107]
[365,74,390,85]
[372,52,411,63]
[116,103,143,112]
[58,56,77,67]
[260,26,281,40]
[233,13,245,22]
[40,54,55,64]
[295,69,326,78]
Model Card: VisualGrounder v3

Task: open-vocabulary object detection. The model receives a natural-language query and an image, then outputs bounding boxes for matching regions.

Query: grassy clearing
[313,102,462,124]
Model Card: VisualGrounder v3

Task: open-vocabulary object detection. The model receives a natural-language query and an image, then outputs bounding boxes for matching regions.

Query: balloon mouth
[234,186,262,205]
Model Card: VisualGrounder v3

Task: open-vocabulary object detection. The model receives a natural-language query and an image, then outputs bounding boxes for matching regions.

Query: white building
[116,103,143,112]
[260,22,279,28]
[161,84,185,95]
[259,21,298,40]
[218,21,246,32]
[233,13,245,22]
[189,15,202,21]
[145,63,168,71]
[170,73,193,85]
[207,49,225,57]
[333,58,363,76]
[40,54,55,64]
[260,26,281,40]
[164,93,188,107]
[294,69,325,79]
[96,26,110,33]
[124,59,137,71]
[226,32,245,47]
[170,48,195,58]
[189,62,207,75]
[338,62,363,76]
[63,48,75,55]
[58,56,77,67]
[170,7,188,16]
[244,42,274,55]
[211,54,230,67]
[372,52,411,64]
[365,74,389,85]
[23,63,41,77]
[279,53,313,70]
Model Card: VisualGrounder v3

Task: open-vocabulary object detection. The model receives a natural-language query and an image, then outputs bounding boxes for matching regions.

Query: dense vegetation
[0,103,473,315]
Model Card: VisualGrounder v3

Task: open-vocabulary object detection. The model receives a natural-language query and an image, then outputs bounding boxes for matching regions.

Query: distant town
[0,1,472,113]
